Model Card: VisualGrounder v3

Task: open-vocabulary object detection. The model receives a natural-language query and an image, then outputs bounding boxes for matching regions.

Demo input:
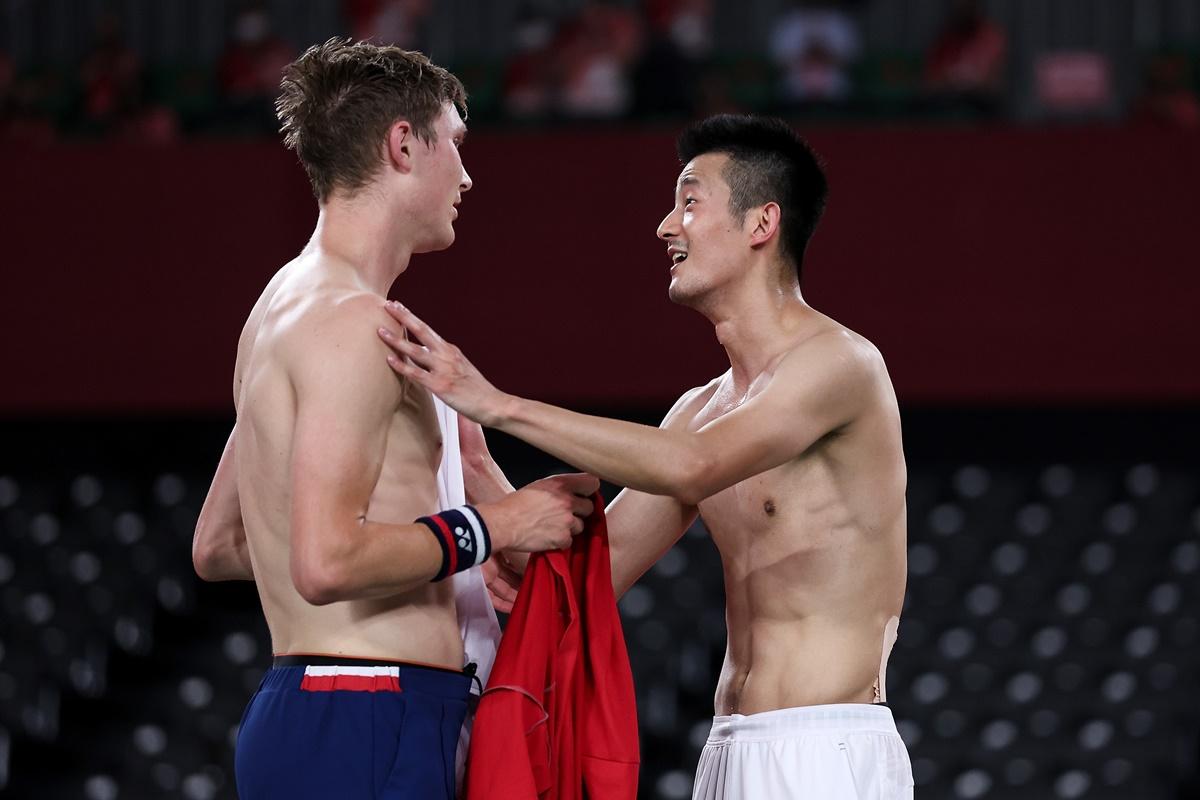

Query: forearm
[464,457,515,505]
[301,519,447,604]
[195,427,254,581]
[605,488,698,598]
[193,525,254,582]
[494,396,710,502]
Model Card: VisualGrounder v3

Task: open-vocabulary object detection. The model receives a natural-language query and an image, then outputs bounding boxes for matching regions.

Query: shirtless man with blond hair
[191,40,596,800]
[378,115,915,799]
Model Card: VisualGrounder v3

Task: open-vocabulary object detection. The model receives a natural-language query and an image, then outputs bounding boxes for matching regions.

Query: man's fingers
[570,495,594,518]
[556,472,601,496]
[486,583,515,613]
[483,560,518,613]
[385,355,433,388]
[384,354,410,376]
[383,333,434,368]
[570,517,585,535]
[378,326,431,366]
[496,581,518,603]
[377,325,404,347]
[488,577,517,603]
[491,596,514,614]
[386,301,445,346]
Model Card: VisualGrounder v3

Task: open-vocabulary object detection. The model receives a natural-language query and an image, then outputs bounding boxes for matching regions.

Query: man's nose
[657,209,678,241]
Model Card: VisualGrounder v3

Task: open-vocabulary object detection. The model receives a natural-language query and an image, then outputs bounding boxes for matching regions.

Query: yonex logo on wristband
[416,505,491,582]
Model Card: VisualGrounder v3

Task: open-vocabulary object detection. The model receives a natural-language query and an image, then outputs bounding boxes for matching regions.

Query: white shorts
[692,704,915,800]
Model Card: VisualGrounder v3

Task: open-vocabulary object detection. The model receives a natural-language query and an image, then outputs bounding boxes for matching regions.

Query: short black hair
[677,114,827,280]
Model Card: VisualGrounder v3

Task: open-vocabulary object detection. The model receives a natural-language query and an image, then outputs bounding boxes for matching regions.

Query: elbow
[671,450,716,507]
[293,568,342,606]
[290,516,355,605]
[192,525,226,582]
[193,520,251,582]
[292,557,348,606]
[192,548,220,583]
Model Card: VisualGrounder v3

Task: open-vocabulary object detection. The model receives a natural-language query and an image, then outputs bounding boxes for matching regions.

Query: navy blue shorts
[235,655,473,800]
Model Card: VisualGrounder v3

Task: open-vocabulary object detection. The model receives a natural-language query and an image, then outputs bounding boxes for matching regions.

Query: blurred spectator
[555,0,643,118]
[2,75,58,143]
[769,1,861,104]
[78,13,179,142]
[634,0,713,116]
[79,14,142,129]
[925,0,1006,112]
[218,3,294,131]
[0,48,55,142]
[344,0,431,49]
[6,0,1198,138]
[1134,53,1200,129]
[503,5,559,119]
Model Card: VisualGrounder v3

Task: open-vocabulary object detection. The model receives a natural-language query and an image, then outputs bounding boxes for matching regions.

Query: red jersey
[465,497,639,799]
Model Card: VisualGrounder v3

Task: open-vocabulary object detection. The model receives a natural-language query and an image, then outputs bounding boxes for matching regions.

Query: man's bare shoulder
[278,289,389,354]
[779,321,886,383]
[764,322,893,424]
[274,290,405,405]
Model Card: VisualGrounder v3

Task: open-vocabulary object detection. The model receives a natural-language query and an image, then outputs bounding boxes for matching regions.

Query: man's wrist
[472,501,511,552]
[484,392,522,430]
[415,505,492,581]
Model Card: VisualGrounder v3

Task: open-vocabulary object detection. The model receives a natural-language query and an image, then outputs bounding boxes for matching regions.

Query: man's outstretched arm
[461,393,702,600]
[379,303,877,505]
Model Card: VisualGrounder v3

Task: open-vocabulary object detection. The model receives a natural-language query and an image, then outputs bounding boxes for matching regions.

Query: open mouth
[671,251,688,265]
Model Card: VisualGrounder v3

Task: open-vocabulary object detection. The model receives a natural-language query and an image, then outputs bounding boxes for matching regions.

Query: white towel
[433,397,503,794]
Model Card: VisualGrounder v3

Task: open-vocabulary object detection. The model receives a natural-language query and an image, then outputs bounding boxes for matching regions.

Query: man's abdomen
[714,615,894,716]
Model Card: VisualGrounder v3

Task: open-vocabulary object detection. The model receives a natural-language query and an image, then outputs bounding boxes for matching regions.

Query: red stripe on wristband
[428,513,458,577]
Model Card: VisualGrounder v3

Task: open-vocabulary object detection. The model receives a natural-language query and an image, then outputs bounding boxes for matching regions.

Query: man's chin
[415,228,456,254]
[667,281,699,307]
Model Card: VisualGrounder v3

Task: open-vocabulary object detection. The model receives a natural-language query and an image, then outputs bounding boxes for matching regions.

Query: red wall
[2,126,1198,414]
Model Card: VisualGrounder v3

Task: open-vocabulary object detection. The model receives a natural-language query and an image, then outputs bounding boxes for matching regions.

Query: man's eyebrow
[677,175,701,191]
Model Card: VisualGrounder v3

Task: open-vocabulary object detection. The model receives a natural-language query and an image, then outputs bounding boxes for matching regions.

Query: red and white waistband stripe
[299,665,402,693]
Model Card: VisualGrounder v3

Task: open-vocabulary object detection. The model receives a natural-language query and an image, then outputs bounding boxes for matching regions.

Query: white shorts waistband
[707,704,897,743]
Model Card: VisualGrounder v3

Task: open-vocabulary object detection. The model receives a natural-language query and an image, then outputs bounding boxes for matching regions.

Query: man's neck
[706,275,812,392]
[308,195,416,296]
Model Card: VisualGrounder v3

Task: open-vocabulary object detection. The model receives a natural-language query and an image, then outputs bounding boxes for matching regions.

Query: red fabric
[465,496,639,799]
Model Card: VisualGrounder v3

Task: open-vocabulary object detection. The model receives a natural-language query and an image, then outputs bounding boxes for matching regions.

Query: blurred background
[1,0,1198,798]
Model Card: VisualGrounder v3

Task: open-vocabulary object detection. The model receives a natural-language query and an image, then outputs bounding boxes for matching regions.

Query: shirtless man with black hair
[379,114,914,799]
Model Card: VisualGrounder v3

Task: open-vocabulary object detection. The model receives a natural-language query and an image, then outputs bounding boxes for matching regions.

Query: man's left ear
[748,202,782,248]
[386,120,416,175]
